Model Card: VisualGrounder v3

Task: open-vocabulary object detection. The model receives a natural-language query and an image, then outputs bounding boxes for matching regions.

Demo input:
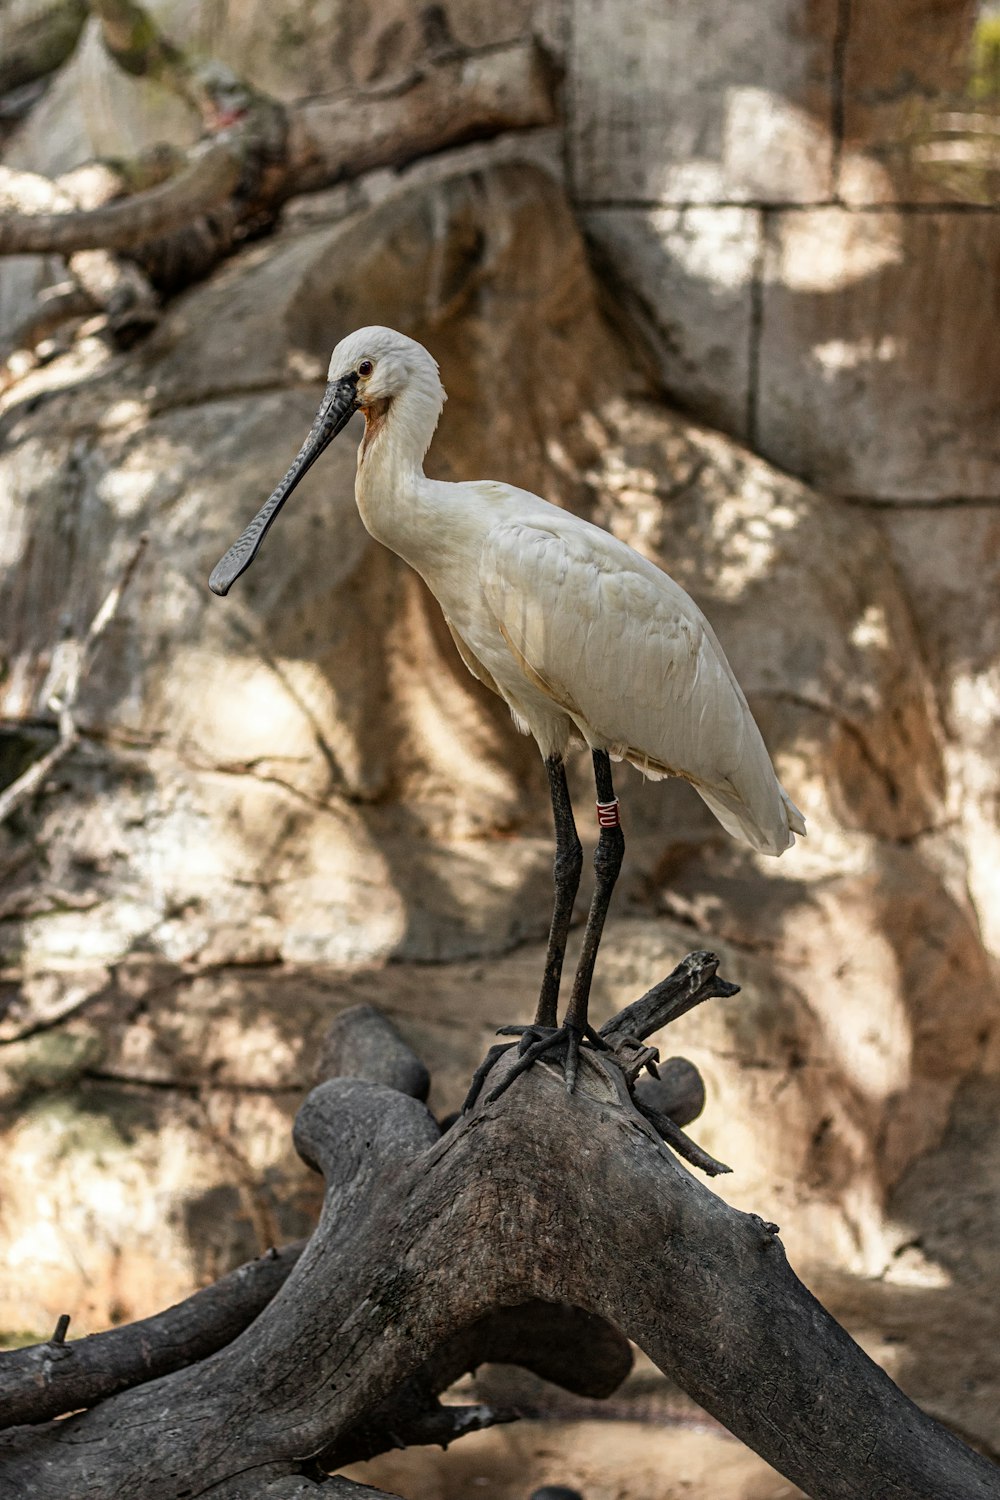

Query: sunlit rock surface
[573,0,1000,503]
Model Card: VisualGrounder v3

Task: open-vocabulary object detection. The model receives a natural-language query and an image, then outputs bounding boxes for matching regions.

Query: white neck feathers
[358,371,443,481]
[353,365,446,561]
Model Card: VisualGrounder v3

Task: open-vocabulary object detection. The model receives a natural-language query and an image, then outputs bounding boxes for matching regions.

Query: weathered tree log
[285,44,558,196]
[0,964,997,1500]
[317,1300,631,1473]
[0,39,557,286]
[0,997,631,1465]
[0,1242,305,1429]
[262,1480,398,1500]
[318,1005,430,1103]
[0,144,245,256]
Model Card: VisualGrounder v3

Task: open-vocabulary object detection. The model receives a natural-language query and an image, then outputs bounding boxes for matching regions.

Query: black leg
[563,751,625,1051]
[534,754,583,1028]
[467,752,621,1109]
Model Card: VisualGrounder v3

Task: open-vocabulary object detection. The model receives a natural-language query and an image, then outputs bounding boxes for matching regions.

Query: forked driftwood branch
[1,953,998,1500]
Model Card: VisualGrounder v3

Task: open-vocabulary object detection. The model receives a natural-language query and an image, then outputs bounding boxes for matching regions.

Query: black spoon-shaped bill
[209,373,360,596]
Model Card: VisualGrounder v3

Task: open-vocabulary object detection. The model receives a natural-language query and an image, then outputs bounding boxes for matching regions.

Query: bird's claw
[466,1018,657,1111]
[461,1041,516,1113]
[481,1022,587,1104]
[495,1023,546,1053]
[497,1020,610,1054]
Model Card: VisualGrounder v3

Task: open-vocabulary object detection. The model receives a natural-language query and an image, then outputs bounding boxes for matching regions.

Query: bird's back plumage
[473,507,804,856]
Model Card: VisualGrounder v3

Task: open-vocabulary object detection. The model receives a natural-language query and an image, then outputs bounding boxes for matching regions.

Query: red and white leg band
[596,798,620,829]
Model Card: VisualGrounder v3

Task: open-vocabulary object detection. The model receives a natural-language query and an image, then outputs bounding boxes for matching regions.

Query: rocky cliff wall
[0,1,997,1491]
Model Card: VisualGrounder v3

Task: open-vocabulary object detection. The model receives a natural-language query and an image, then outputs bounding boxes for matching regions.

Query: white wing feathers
[479,518,804,856]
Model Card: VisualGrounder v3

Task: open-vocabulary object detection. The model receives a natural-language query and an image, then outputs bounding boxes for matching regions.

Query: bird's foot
[497,1020,611,1053]
[462,1018,619,1110]
[481,1022,593,1104]
[462,1019,659,1112]
[461,1041,518,1113]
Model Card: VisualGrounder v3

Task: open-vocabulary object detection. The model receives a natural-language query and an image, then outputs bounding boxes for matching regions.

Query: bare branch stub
[632,1097,730,1177]
[318,1005,430,1102]
[634,1055,706,1127]
[316,1398,518,1474]
[600,949,741,1048]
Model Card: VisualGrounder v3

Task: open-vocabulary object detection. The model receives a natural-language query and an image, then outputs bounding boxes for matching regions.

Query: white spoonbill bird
[210,326,805,1098]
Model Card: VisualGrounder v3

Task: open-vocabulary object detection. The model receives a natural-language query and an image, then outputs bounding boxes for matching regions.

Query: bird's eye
[357,359,374,378]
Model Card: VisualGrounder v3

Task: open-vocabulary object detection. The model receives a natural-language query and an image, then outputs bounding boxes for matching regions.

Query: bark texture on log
[0,985,997,1500]
[0,143,244,255]
[0,1241,305,1429]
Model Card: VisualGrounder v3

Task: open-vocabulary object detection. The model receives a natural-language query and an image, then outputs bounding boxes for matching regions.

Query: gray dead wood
[633,1055,705,1128]
[599,947,740,1046]
[260,1480,398,1500]
[318,1005,430,1102]
[319,1300,630,1473]
[0,965,998,1500]
[0,1242,304,1429]
[0,999,629,1454]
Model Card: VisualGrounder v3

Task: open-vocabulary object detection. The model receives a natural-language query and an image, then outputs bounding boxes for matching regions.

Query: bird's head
[328,325,441,409]
[209,325,444,596]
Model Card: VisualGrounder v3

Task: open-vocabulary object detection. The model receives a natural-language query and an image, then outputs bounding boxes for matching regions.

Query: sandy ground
[342,1417,806,1499]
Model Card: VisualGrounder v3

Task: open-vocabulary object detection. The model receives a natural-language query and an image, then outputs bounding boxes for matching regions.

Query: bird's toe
[476,1023,593,1104]
[461,1041,516,1112]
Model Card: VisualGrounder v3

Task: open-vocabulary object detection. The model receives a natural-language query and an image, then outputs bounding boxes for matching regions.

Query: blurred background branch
[0,532,146,826]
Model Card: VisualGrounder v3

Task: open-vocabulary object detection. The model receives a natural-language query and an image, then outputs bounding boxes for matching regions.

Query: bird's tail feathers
[782,788,807,837]
[696,780,805,856]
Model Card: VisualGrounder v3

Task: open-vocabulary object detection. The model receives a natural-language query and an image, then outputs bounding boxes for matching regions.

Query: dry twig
[0,533,148,826]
